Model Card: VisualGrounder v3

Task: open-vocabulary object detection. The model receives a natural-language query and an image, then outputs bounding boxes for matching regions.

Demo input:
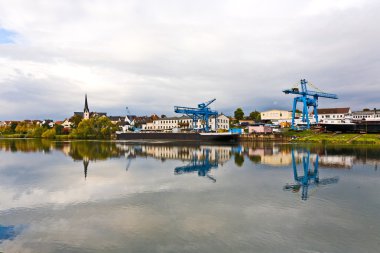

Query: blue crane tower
[283,79,338,129]
[174,98,218,132]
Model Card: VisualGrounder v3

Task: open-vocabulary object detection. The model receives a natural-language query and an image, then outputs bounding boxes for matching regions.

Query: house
[61,119,73,129]
[42,119,55,128]
[317,108,351,124]
[108,116,125,124]
[33,120,43,126]
[248,124,273,134]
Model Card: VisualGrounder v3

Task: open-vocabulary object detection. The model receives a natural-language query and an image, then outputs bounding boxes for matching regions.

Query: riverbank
[0,134,114,140]
[2,131,380,144]
[283,130,380,144]
[239,130,380,144]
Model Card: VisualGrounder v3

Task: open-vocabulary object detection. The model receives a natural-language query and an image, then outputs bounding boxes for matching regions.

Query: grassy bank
[283,130,380,144]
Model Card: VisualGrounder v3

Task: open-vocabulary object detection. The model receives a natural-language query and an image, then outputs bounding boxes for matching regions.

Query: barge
[116,132,239,142]
[321,121,380,133]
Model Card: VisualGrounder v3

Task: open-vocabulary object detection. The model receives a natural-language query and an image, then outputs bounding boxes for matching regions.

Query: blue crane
[174,98,218,132]
[283,79,338,129]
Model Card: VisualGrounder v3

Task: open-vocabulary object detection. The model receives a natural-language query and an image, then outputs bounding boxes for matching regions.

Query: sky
[0,0,379,120]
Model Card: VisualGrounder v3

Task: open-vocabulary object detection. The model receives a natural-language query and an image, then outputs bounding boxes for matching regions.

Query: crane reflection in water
[284,149,339,200]
[174,148,218,182]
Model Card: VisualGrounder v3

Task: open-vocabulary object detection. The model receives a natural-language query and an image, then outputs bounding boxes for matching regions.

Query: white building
[351,108,380,122]
[261,109,301,123]
[142,114,229,131]
[61,119,73,129]
[317,108,351,124]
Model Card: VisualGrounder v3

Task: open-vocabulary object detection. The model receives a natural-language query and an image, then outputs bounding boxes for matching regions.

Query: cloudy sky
[0,0,379,120]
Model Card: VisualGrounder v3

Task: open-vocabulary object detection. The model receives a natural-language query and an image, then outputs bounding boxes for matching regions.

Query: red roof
[317,108,350,114]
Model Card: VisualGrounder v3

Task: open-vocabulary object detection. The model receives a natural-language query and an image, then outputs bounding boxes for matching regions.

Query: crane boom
[174,99,218,132]
[198,98,216,109]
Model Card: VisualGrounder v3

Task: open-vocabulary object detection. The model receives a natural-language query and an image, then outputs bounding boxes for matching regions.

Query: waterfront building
[317,108,351,124]
[248,124,273,134]
[351,108,380,122]
[141,114,229,131]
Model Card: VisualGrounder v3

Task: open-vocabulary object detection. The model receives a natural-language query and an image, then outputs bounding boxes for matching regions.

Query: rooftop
[317,108,350,114]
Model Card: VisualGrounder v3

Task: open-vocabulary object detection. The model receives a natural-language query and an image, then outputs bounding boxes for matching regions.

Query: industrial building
[260,110,294,122]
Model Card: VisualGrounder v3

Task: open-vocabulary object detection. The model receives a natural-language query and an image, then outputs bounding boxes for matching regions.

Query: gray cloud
[0,0,379,120]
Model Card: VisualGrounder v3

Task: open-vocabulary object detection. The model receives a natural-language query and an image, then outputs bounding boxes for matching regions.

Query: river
[0,139,379,252]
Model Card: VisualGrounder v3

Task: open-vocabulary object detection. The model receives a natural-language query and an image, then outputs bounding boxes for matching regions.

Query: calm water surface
[0,139,379,253]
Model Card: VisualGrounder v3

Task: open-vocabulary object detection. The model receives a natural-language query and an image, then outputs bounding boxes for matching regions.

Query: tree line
[233,108,261,121]
[0,115,119,139]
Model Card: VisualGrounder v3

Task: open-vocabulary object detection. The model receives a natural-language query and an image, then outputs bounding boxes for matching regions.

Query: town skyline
[1,0,379,120]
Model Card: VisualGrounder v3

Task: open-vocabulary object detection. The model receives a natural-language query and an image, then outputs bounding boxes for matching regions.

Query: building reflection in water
[283,149,339,201]
[174,148,218,182]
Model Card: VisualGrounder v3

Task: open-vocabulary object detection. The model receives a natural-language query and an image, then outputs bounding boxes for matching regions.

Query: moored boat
[321,121,380,133]
[116,132,239,142]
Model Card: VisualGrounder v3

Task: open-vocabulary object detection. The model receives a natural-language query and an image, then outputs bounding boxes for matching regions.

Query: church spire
[83,94,90,120]
[84,94,90,113]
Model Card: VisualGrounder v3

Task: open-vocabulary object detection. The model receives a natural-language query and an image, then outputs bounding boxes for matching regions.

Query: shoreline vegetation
[0,116,118,140]
[1,116,379,144]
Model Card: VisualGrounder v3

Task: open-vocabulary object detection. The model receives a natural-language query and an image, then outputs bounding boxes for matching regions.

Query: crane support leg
[291,98,298,129]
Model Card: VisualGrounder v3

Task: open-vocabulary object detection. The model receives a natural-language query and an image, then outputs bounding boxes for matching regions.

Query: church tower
[84,94,90,120]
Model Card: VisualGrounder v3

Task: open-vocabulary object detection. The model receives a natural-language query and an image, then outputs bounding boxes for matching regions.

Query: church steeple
[83,94,90,119]
[84,94,90,113]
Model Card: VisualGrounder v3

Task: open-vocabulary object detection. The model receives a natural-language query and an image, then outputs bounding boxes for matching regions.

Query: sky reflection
[0,140,379,252]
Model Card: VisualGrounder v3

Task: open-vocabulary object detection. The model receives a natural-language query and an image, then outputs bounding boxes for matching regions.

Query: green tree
[10,122,18,133]
[15,122,28,134]
[70,114,83,128]
[42,128,56,138]
[70,116,116,139]
[55,124,64,135]
[249,110,261,121]
[234,108,244,120]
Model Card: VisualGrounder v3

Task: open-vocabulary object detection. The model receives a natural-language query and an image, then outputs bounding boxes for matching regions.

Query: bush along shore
[0,116,119,140]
